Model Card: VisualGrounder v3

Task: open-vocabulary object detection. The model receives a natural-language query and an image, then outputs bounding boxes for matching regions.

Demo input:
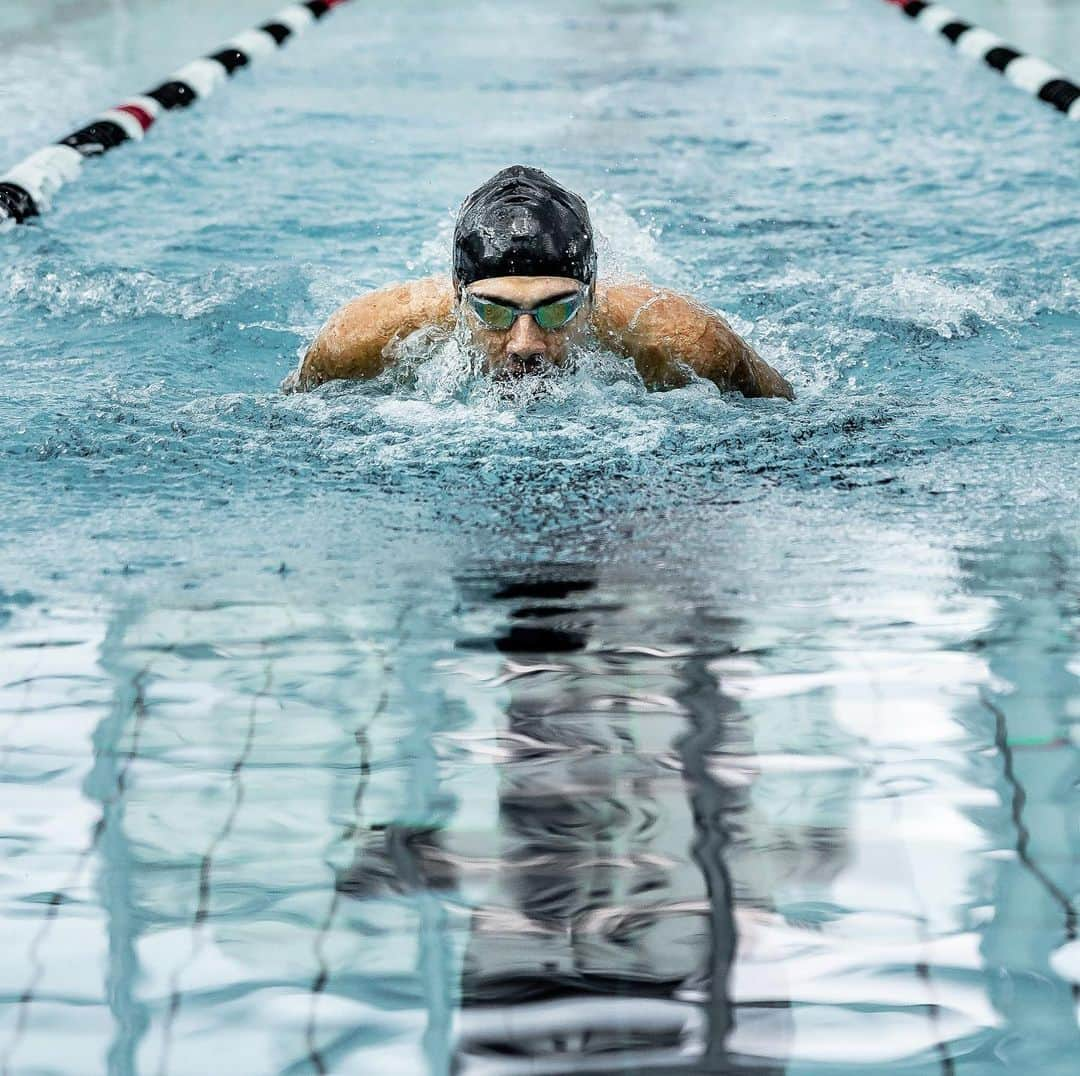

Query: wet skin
[461,276,590,380]
[292,275,794,399]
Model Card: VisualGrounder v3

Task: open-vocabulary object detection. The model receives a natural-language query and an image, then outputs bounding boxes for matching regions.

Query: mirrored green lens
[468,292,582,332]
[534,296,580,331]
[470,298,515,330]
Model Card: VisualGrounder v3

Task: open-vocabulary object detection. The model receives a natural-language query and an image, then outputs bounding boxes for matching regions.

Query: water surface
[1,1,1078,1073]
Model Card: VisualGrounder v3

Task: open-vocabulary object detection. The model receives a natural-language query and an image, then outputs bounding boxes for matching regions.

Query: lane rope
[0,0,354,225]
[885,0,1080,120]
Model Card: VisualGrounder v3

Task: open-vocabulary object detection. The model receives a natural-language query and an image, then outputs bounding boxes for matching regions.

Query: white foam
[854,270,1026,340]
[4,260,266,322]
[589,193,679,285]
[403,329,485,403]
[417,213,455,277]
[760,267,824,291]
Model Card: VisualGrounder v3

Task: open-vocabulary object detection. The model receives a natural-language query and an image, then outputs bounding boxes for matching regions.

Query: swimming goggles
[465,289,585,332]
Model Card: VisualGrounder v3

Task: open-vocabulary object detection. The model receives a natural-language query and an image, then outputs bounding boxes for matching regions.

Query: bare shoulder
[293,276,455,389]
[591,280,794,400]
[590,280,721,384]
[592,281,664,332]
[329,275,455,335]
[592,281,714,341]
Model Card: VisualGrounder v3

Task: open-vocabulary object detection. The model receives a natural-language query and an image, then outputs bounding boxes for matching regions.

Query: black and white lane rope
[0,0,354,225]
[886,0,1080,120]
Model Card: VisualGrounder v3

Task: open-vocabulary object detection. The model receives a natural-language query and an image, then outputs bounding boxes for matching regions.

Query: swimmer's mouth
[493,355,550,380]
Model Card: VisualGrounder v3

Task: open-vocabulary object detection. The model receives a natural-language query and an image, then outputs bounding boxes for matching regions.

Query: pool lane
[0,2,358,225]
[0,1,1078,1073]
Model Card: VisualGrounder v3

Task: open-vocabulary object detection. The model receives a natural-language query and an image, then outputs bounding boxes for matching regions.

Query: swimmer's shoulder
[404,275,455,322]
[336,275,455,330]
[293,276,455,389]
[322,275,455,347]
[591,280,642,325]
[590,280,679,348]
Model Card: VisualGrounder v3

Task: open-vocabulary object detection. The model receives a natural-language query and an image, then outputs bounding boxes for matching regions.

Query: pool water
[1,1,1078,1073]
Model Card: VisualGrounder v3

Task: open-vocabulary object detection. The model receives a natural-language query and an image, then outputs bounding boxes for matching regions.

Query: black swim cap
[453,166,596,291]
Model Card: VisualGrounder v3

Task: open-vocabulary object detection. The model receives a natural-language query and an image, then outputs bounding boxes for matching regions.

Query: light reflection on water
[1,539,1076,1075]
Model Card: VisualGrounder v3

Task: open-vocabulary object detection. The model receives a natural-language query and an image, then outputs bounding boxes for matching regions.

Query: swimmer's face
[459,275,592,380]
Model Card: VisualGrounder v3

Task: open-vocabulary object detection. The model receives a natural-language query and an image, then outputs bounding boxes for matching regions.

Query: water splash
[853,269,1030,340]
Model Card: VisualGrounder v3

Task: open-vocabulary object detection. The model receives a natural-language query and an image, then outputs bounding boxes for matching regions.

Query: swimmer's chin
[483,362,570,404]
[488,355,563,382]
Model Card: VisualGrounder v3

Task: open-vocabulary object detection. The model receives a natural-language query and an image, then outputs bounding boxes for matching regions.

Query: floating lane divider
[885,1,1080,120]
[0,0,354,225]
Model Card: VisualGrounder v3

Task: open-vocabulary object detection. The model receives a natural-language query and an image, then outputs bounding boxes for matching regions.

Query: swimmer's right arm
[286,277,455,391]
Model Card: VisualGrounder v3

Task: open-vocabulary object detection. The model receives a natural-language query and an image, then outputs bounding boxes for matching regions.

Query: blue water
[1,1,1078,1073]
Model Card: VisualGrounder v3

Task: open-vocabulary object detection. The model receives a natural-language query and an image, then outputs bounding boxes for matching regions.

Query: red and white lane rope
[885,0,1080,120]
[0,0,354,225]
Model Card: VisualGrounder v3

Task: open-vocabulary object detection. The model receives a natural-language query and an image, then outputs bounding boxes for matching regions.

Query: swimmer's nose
[505,313,548,367]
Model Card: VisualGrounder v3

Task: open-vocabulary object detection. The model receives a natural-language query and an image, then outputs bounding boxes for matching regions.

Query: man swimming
[288,165,794,399]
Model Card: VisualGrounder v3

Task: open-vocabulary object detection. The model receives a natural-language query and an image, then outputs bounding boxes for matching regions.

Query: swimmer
[287,166,794,399]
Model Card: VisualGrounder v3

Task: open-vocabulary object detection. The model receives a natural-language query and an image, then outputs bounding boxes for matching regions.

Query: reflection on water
[446,570,755,1073]
[1,535,1076,1075]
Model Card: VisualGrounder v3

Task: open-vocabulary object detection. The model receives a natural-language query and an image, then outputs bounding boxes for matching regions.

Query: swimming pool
[2,0,1078,1072]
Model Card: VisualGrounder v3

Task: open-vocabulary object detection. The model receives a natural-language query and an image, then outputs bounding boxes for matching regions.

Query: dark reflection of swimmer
[452,573,742,1072]
[443,571,793,1074]
[286,165,794,399]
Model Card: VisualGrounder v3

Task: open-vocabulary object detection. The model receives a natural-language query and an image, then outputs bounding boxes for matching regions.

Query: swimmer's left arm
[592,284,794,400]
